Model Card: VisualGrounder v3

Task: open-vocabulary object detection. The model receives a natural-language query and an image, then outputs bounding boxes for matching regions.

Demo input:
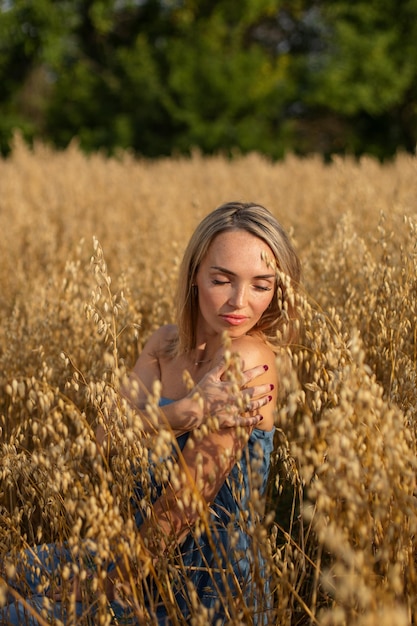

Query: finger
[243,383,274,402]
[243,394,273,413]
[239,414,263,427]
[241,363,269,385]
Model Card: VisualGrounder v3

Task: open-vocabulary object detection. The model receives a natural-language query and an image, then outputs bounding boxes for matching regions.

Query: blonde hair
[170,202,301,356]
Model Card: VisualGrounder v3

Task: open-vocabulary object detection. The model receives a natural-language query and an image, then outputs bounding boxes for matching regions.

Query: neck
[192,339,217,366]
[193,347,212,366]
[194,357,212,366]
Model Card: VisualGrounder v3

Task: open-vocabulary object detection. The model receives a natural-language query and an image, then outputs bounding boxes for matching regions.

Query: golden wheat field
[0,135,416,625]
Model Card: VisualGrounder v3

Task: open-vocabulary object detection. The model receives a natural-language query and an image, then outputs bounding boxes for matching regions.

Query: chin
[227,328,249,339]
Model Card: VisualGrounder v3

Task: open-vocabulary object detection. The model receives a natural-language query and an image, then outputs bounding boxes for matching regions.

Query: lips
[220,314,248,326]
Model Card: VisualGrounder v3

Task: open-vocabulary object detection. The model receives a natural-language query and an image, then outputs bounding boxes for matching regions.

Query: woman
[2,202,300,625]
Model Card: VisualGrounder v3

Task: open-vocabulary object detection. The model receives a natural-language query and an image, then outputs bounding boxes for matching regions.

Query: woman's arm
[140,336,278,552]
[95,337,278,600]
[97,327,275,451]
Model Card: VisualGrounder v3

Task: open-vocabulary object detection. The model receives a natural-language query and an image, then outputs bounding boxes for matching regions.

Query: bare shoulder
[228,335,278,431]
[130,325,178,393]
[230,334,276,372]
[159,324,178,339]
[142,324,178,354]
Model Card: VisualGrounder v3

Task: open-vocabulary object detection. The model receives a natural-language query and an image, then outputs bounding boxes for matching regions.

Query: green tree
[159,1,296,158]
[45,0,298,157]
[0,0,73,151]
[298,0,417,157]
[0,0,300,157]
[45,0,175,155]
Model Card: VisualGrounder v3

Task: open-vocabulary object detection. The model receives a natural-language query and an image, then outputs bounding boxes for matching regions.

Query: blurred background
[1,0,416,161]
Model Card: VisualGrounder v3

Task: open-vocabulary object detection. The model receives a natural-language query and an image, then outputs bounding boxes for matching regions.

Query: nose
[228,283,247,308]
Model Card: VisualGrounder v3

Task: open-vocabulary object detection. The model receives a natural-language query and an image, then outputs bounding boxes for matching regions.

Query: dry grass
[0,135,416,624]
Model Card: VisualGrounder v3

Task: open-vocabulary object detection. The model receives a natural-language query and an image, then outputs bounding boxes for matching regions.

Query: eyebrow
[210,265,276,280]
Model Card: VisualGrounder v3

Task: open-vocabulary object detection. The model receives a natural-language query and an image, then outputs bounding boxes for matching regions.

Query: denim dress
[128,398,276,625]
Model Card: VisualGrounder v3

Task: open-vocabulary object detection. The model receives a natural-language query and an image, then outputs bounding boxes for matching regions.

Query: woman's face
[195,229,276,339]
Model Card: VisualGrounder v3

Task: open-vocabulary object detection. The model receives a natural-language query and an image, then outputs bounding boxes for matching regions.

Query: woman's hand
[192,361,274,429]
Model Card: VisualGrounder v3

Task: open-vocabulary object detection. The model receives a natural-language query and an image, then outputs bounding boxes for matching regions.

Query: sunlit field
[1,136,416,625]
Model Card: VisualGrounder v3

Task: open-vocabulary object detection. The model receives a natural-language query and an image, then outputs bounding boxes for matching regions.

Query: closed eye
[254,284,273,291]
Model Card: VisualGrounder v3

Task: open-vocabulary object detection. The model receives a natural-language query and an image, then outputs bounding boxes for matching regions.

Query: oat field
[1,135,416,625]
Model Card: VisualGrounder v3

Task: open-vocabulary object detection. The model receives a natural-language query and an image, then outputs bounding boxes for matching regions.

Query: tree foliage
[0,0,416,159]
[304,0,417,156]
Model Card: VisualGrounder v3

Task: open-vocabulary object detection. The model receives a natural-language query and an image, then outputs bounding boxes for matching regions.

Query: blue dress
[129,398,276,625]
[1,399,275,625]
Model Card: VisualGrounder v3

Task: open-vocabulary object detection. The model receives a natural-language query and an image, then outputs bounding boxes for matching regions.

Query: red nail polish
[268,395,273,402]
[263,364,269,371]
[270,384,274,391]
[259,415,263,421]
